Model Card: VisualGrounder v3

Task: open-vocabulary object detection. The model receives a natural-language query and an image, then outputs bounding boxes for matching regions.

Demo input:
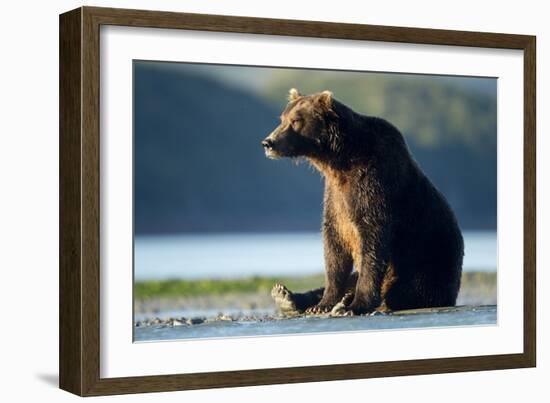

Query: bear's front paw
[346,300,377,315]
[373,301,392,315]
[305,303,334,315]
[329,292,355,317]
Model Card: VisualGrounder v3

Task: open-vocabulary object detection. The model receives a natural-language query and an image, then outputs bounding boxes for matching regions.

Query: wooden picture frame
[59,6,536,396]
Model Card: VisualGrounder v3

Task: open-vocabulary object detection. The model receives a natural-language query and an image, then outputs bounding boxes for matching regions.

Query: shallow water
[134,305,496,342]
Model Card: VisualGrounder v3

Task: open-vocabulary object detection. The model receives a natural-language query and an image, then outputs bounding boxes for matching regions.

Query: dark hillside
[134,63,323,233]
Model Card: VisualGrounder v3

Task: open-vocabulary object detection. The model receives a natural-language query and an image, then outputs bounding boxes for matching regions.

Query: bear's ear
[288,88,302,102]
[318,90,334,109]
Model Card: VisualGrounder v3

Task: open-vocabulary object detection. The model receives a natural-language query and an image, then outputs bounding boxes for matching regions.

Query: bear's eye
[291,119,303,131]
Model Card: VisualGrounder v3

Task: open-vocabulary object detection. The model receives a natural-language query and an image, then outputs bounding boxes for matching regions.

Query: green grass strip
[135,271,495,299]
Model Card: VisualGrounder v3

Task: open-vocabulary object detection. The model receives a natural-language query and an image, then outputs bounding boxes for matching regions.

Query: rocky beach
[133,271,497,339]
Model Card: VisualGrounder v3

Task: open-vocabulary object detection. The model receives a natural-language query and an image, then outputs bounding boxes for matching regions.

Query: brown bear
[262,88,464,315]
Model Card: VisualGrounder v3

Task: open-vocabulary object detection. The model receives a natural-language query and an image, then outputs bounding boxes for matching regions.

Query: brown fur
[262,89,464,314]
[380,263,398,302]
[323,171,362,267]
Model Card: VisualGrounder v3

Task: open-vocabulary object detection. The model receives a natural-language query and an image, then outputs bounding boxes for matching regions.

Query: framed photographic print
[59,6,536,396]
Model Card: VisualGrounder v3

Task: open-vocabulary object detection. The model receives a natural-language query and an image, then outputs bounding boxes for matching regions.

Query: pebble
[186,317,205,325]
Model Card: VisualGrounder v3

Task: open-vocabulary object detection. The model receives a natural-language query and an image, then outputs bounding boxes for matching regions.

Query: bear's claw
[305,304,333,315]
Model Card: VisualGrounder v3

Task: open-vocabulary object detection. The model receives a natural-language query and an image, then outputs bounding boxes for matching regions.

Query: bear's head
[262,88,341,160]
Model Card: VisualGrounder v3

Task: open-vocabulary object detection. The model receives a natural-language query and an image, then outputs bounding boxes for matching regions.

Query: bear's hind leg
[271,284,324,315]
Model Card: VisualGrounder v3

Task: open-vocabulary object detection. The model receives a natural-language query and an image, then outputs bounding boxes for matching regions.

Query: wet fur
[264,90,464,314]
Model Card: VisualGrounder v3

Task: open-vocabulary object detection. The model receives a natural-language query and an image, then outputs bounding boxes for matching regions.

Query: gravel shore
[134,279,496,328]
[134,304,497,330]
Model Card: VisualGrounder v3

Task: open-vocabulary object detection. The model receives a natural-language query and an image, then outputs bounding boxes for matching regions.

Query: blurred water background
[134,231,496,281]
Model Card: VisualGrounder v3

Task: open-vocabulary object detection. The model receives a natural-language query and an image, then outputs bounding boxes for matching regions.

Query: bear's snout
[262,138,274,150]
[262,135,281,159]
